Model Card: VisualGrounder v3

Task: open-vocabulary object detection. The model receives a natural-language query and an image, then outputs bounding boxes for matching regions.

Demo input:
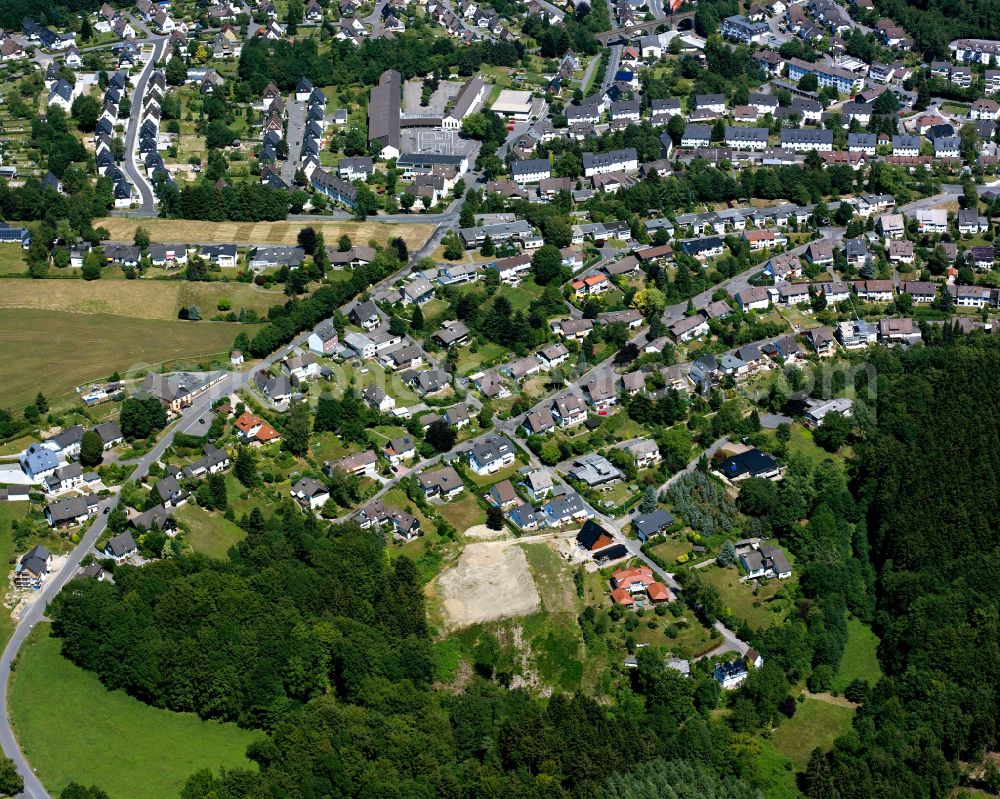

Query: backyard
[436,491,488,533]
[699,563,795,630]
[10,626,261,799]
[176,504,246,559]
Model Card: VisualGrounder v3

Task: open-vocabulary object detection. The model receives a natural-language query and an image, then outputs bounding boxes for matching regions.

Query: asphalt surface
[281,98,306,185]
[121,35,167,214]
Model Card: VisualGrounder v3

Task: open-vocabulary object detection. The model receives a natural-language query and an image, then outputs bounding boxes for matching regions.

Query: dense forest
[807,336,1000,799]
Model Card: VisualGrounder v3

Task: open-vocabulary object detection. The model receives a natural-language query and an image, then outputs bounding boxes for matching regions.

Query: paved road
[361,0,388,34]
[656,437,730,496]
[122,35,167,214]
[282,98,306,185]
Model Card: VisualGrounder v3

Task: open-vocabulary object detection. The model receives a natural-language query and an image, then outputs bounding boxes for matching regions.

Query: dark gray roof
[107,531,138,556]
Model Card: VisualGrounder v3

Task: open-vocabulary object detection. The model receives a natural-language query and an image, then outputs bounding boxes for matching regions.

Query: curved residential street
[121,35,167,215]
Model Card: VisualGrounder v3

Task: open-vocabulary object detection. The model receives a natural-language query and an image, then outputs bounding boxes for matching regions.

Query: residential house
[878,317,922,345]
[740,543,793,579]
[308,321,340,356]
[836,319,878,349]
[20,444,60,480]
[551,394,587,428]
[255,371,293,404]
[468,433,516,475]
[488,480,519,509]
[854,279,894,302]
[291,477,331,511]
[900,280,937,303]
[670,315,710,343]
[45,496,98,528]
[105,531,138,562]
[13,545,53,589]
[384,435,417,466]
[418,466,465,500]
[44,463,84,494]
[805,325,837,356]
[362,385,396,413]
[568,453,623,487]
[715,448,782,482]
[633,509,674,542]
[734,286,771,313]
[523,468,553,500]
[282,352,321,381]
[537,343,570,370]
[522,407,557,436]
[349,300,381,331]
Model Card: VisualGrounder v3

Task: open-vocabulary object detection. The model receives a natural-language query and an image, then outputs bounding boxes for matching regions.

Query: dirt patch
[437,542,540,630]
[94,218,435,251]
[463,523,509,541]
[805,691,859,709]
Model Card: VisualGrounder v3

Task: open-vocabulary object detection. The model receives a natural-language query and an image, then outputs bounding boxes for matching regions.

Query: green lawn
[176,504,246,559]
[699,564,795,630]
[0,246,26,274]
[437,491,487,533]
[760,423,850,465]
[519,543,588,691]
[457,341,506,375]
[0,434,35,456]
[499,277,544,313]
[367,424,408,443]
[769,698,855,768]
[648,538,698,565]
[0,502,30,647]
[463,461,525,490]
[831,618,881,691]
[755,741,800,799]
[307,431,357,464]
[10,626,261,799]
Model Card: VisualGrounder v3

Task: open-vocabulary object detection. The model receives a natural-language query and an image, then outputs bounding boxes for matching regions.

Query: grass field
[760,423,850,465]
[699,564,794,630]
[755,742,800,799]
[831,618,881,691]
[520,543,589,691]
[0,309,258,409]
[0,503,30,647]
[10,626,260,799]
[95,217,435,251]
[0,247,26,274]
[437,491,487,533]
[176,504,246,559]
[648,538,697,565]
[0,278,284,321]
[769,698,855,768]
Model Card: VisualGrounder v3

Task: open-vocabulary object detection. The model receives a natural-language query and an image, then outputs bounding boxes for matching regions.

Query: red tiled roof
[611,587,634,605]
[647,582,671,602]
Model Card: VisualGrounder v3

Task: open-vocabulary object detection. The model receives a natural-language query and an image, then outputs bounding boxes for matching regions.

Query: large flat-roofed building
[786,58,864,95]
[368,69,401,159]
[491,89,534,120]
